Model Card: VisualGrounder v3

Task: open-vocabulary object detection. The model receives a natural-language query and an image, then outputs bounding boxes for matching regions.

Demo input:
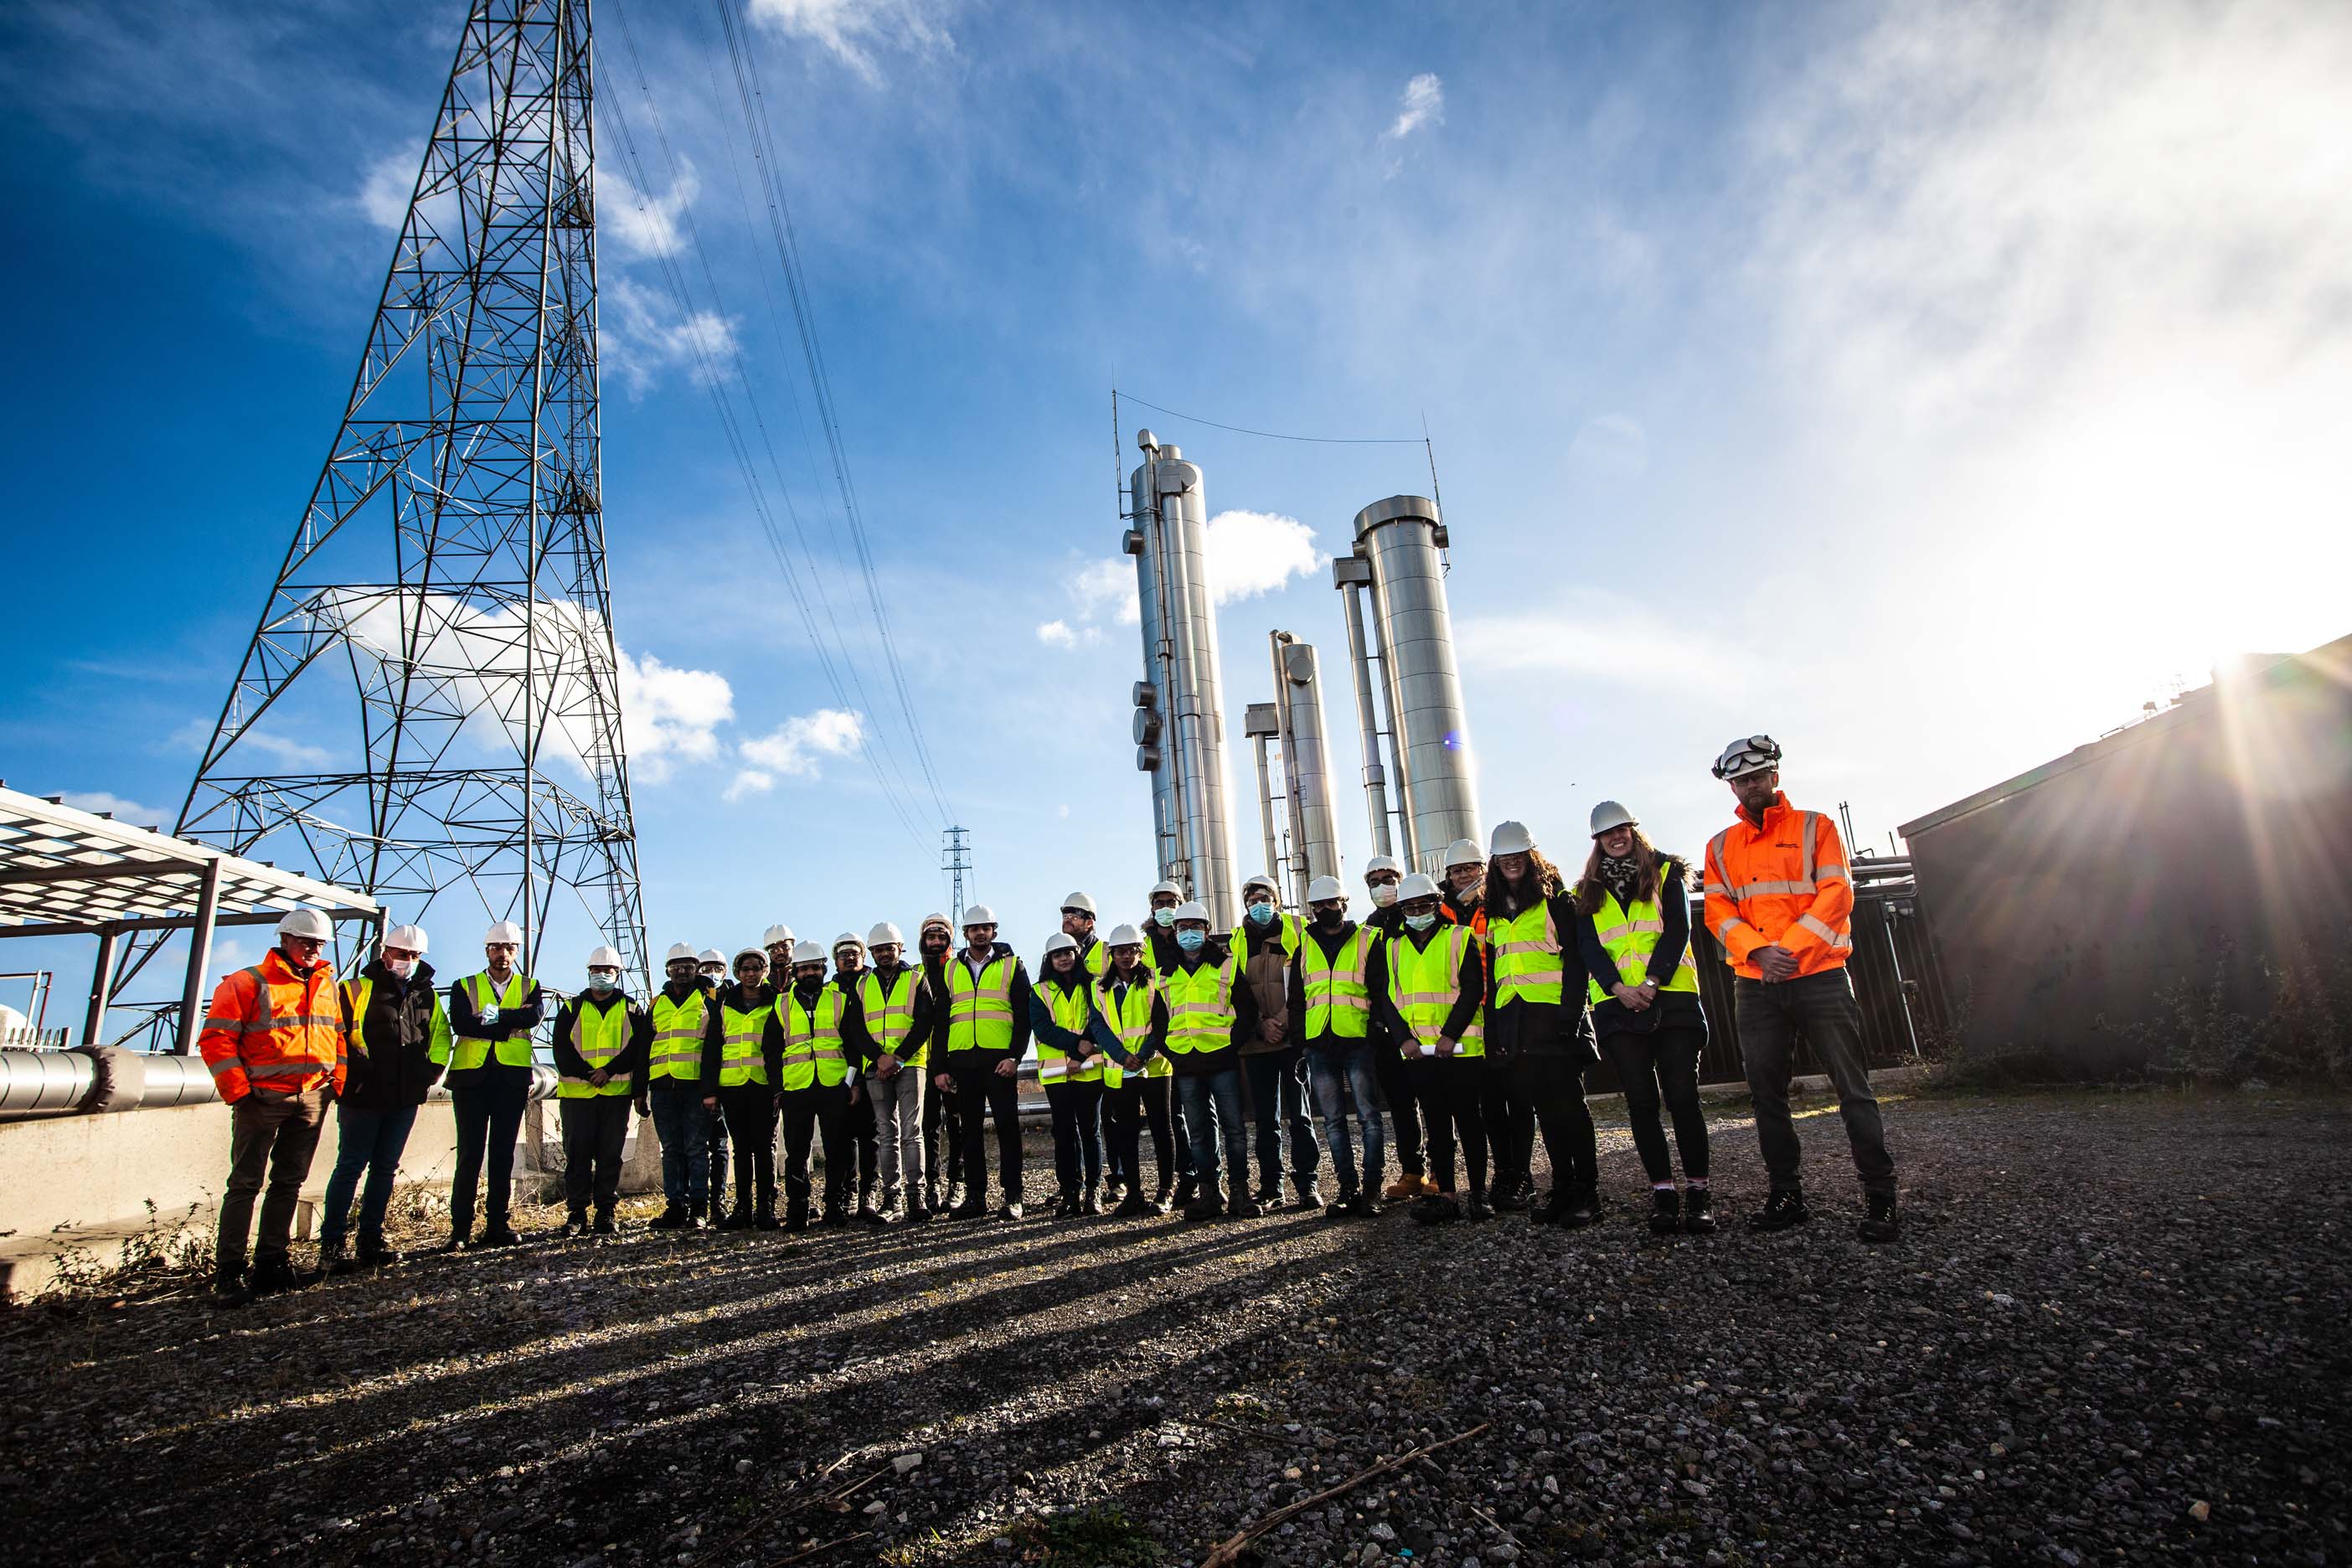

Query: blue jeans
[1173,1068,1247,1190]
[1242,1046,1319,1192]
[1303,1044,1384,1196]
[319,1104,420,1250]
[648,1088,714,1211]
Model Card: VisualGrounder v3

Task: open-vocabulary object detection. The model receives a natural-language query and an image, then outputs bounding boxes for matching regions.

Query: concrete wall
[1903,639,2352,1074]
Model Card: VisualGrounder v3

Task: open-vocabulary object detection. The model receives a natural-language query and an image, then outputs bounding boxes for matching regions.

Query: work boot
[1556,1187,1602,1229]
[561,1214,588,1240]
[873,1187,901,1225]
[1295,1179,1323,1211]
[1858,1192,1901,1245]
[209,1266,254,1308]
[477,1221,522,1248]
[648,1207,688,1231]
[1381,1171,1420,1201]
[356,1235,401,1269]
[1465,1186,1495,1222]
[949,1195,988,1221]
[1171,1173,1199,1210]
[946,1180,967,1213]
[1747,1189,1812,1233]
[1252,1177,1283,1208]
[1493,1176,1531,1213]
[1151,1184,1174,1215]
[1325,1186,1359,1219]
[1411,1192,1462,1225]
[250,1254,300,1294]
[905,1189,931,1223]
[998,1196,1025,1221]
[1347,1191,1384,1219]
[1081,1184,1102,1216]
[436,1231,469,1255]
[1055,1186,1081,1216]
[1114,1189,1154,1218]
[1682,1187,1718,1236]
[592,1211,618,1237]
[1649,1189,1684,1235]
[1230,1189,1263,1219]
[719,1204,753,1231]
[1183,1179,1225,1222]
[823,1203,850,1229]
[317,1238,351,1277]
[857,1189,879,1226]
[924,1179,944,1215]
[781,1199,807,1234]
[754,1204,782,1232]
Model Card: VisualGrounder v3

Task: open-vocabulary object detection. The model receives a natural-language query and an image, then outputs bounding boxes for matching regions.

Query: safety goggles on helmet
[1711,734,1783,780]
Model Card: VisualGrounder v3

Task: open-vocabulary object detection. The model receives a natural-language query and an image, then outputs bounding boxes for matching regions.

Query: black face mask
[1313,907,1344,927]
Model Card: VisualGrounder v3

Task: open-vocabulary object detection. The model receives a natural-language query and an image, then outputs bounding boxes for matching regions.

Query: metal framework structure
[151,0,642,987]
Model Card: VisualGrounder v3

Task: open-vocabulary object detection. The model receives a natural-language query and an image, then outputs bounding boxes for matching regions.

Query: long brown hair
[1574,827,1684,916]
[1485,849,1565,920]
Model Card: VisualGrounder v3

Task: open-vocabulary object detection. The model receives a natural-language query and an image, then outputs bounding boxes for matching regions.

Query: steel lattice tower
[159,0,642,983]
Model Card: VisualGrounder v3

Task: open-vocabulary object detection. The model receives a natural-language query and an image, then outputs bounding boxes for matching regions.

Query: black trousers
[1375,1040,1426,1176]
[922,1066,964,1190]
[707,1100,731,1209]
[1479,1055,1535,1189]
[559,1096,632,1219]
[1736,971,1895,1196]
[1509,1051,1597,1196]
[450,1075,529,1233]
[717,1086,777,1213]
[950,1056,1024,1200]
[1405,1054,1487,1193]
[1104,1074,1183,1192]
[780,1081,852,1215]
[842,1077,879,1195]
[1603,1025,1710,1183]
[1044,1080,1105,1192]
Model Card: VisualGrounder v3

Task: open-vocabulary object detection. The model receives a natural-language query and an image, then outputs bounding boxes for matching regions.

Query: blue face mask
[1176,928,1206,953]
[1246,902,1275,926]
[1406,912,1438,932]
[588,973,616,993]
[1153,907,1176,927]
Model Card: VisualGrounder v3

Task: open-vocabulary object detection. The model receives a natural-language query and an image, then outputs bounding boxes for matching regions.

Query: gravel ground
[3,1085,2346,1568]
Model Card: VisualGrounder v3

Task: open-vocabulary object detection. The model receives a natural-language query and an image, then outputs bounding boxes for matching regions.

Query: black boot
[1347,1190,1383,1219]
[1081,1184,1102,1215]
[1325,1186,1359,1219]
[1055,1186,1081,1216]
[1295,1177,1323,1211]
[209,1266,254,1308]
[647,1206,685,1231]
[905,1188,931,1223]
[1682,1186,1718,1236]
[592,1210,618,1237]
[1492,1175,1531,1213]
[998,1194,1025,1221]
[1858,1192,1900,1244]
[355,1233,401,1269]
[1183,1179,1225,1222]
[250,1253,300,1294]
[317,1238,351,1277]
[1251,1174,1282,1207]
[1747,1188,1812,1233]
[476,1220,522,1248]
[781,1199,807,1233]
[1464,1186,1494,1222]
[1151,1184,1174,1215]
[1557,1187,1602,1229]
[1171,1173,1199,1209]
[719,1204,753,1231]
[561,1213,588,1240]
[1412,1191,1462,1225]
[1649,1188,1684,1235]
[948,1193,988,1221]
[1114,1189,1154,1217]
[1230,1186,1263,1219]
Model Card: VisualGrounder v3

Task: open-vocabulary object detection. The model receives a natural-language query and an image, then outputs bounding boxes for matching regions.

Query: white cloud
[1202,509,1325,604]
[1035,619,1078,648]
[605,277,740,396]
[619,650,735,785]
[1456,591,1754,699]
[1385,73,1445,142]
[59,791,169,827]
[1070,559,1137,626]
[747,0,952,87]
[723,769,774,803]
[239,729,338,768]
[356,145,420,230]
[603,161,699,261]
[740,708,867,780]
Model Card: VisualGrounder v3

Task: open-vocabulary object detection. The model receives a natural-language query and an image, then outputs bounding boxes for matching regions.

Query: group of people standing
[196,733,1901,1304]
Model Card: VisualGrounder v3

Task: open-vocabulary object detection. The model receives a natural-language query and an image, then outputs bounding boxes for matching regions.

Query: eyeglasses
[1060,908,1094,920]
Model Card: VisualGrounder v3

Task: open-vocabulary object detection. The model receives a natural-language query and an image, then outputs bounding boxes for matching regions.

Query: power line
[1114,391,1428,446]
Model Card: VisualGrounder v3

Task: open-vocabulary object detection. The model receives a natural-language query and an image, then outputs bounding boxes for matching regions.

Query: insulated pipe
[1251,730,1282,890]
[0,1050,561,1121]
[1271,634,1340,897]
[1356,495,1478,871]
[1152,447,1237,928]
[1361,565,1423,869]
[1334,565,1395,859]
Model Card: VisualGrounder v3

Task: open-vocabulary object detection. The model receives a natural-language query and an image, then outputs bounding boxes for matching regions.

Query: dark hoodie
[1151,936,1260,1076]
[343,957,447,1111]
[699,980,784,1086]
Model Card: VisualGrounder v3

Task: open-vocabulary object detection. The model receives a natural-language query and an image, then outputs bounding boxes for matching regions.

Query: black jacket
[1483,886,1599,1062]
[1292,918,1391,1052]
[1152,936,1258,1075]
[343,957,446,1111]
[444,969,545,1086]
[1377,922,1486,1052]
[699,981,784,1087]
[550,991,654,1086]
[1573,854,1709,1040]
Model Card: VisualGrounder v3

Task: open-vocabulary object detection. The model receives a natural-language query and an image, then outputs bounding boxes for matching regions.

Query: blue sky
[3,0,2349,1011]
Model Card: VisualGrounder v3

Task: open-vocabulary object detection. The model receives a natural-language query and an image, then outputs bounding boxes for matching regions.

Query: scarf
[1598,853,1646,903]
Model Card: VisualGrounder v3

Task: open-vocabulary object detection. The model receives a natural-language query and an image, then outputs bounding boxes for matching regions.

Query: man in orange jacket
[199,907,352,1302]
[1703,736,1898,1244]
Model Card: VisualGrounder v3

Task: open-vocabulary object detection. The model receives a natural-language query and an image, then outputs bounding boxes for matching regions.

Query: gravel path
[3,1086,2345,1567]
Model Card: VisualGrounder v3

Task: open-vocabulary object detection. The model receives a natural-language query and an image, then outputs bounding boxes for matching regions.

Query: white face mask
[1369,884,1398,907]
[385,957,415,979]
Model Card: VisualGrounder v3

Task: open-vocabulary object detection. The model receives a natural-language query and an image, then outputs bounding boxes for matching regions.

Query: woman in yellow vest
[1096,924,1179,1215]
[646,943,716,1230]
[699,946,784,1230]
[1483,821,1604,1228]
[775,941,858,1230]
[436,920,544,1250]
[1573,801,1714,1235]
[1382,874,1492,1223]
[1030,931,1108,1214]
[550,946,652,1237]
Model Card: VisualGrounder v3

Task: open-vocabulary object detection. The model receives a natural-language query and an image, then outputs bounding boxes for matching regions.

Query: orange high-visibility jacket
[1702,793,1854,981]
[198,947,350,1102]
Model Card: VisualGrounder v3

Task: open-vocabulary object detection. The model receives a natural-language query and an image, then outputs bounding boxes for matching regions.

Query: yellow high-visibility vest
[558,997,636,1098]
[1299,924,1380,1039]
[1099,972,1168,1084]
[1390,926,1485,1058]
[859,967,926,1068]
[776,986,851,1091]
[716,997,771,1087]
[946,953,1017,1053]
[648,989,707,1083]
[442,972,535,1070]
[1036,979,1101,1086]
[1162,955,1239,1055]
[1586,887,1700,1005]
[1489,902,1566,1007]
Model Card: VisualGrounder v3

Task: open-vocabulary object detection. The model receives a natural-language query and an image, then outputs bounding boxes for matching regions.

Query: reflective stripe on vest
[451,972,534,1070]
[1489,902,1565,1007]
[1230,910,1303,958]
[946,954,1016,1053]
[1298,925,1378,1039]
[717,1003,770,1087]
[343,976,374,1063]
[1036,981,1101,1085]
[776,988,849,1091]
[1100,973,1168,1081]
[1588,889,1702,1004]
[1162,956,1238,1054]
[648,990,707,1081]
[859,968,924,1066]
[1390,926,1485,1057]
[559,998,634,1097]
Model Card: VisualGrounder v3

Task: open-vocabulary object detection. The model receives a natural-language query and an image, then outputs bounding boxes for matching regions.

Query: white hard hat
[833,931,865,953]
[1172,900,1210,925]
[1711,734,1783,781]
[761,923,795,949]
[1106,923,1144,947]
[920,912,952,934]
[1148,879,1184,900]
[867,921,904,948]
[1060,890,1096,914]
[586,945,624,969]
[277,908,333,941]
[1363,855,1401,880]
[732,946,768,968]
[663,941,697,964]
[1490,820,1536,856]
[382,923,428,954]
[1306,875,1345,904]
[961,904,998,927]
[484,921,524,946]
[1398,872,1442,902]
[1589,800,1639,837]
[1443,838,1483,870]
[698,948,726,967]
[1242,873,1279,896]
[1043,932,1079,956]
[789,941,827,966]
